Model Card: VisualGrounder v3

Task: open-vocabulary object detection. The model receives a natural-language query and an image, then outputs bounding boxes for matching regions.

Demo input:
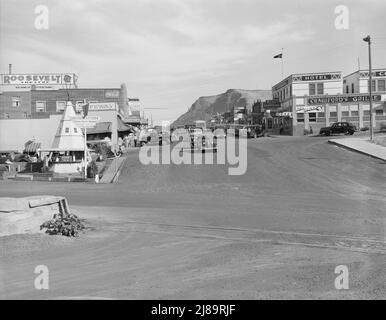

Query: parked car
[245,125,264,138]
[319,122,356,136]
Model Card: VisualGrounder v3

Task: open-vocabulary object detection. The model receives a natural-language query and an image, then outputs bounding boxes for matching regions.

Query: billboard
[0,73,77,90]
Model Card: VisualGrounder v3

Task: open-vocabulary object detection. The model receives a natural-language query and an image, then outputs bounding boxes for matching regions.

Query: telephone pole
[363,35,374,141]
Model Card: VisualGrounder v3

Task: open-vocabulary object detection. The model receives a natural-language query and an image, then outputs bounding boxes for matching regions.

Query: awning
[24,142,41,153]
[87,122,112,135]
[117,116,134,132]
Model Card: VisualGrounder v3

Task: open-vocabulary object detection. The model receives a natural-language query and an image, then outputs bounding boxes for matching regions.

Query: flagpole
[281,48,284,78]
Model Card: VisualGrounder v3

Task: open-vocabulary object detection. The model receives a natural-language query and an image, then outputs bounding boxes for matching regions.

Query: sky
[1,0,386,124]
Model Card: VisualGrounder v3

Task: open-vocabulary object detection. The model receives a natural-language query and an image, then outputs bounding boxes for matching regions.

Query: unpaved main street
[0,136,385,299]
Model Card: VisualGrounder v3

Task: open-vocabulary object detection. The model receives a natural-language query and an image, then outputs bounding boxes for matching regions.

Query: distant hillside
[172,89,272,127]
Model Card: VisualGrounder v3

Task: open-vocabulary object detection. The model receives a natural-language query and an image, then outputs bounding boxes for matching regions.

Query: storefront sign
[277,112,293,117]
[359,70,386,78]
[263,99,281,109]
[296,106,324,113]
[88,102,117,111]
[293,73,341,82]
[0,73,76,85]
[308,95,382,105]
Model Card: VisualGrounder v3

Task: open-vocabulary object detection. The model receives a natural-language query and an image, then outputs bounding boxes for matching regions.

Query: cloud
[1,0,385,123]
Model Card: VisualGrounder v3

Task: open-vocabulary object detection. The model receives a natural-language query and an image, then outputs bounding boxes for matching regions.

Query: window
[342,111,349,117]
[56,101,66,112]
[297,113,304,123]
[330,111,337,117]
[363,110,370,116]
[351,111,359,116]
[12,97,21,108]
[317,83,324,95]
[351,83,354,93]
[369,80,376,92]
[309,83,316,95]
[346,85,349,94]
[65,128,70,133]
[375,109,384,116]
[309,112,316,122]
[74,128,78,133]
[378,79,385,92]
[318,112,325,118]
[35,101,46,113]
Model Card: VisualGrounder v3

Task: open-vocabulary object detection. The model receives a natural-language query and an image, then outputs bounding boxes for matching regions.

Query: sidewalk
[328,135,386,161]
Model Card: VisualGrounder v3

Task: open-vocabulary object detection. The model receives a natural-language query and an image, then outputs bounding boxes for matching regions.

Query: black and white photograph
[0,0,385,307]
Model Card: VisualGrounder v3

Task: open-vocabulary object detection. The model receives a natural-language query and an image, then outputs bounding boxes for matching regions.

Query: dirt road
[0,136,385,299]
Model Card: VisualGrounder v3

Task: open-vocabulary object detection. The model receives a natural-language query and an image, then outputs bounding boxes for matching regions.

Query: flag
[273,53,283,59]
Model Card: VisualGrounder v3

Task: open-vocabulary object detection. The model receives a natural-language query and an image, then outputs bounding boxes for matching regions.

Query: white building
[343,69,386,94]
[270,71,386,136]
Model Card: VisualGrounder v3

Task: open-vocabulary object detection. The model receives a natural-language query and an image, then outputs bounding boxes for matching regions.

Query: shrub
[40,213,85,237]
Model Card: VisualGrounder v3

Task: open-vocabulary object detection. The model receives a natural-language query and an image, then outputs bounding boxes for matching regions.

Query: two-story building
[271,70,386,135]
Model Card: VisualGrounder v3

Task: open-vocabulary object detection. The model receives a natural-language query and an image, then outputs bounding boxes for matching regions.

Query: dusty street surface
[0,136,385,299]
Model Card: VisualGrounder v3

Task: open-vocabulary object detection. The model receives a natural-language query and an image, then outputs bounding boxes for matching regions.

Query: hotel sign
[308,95,382,105]
[293,73,341,82]
[0,73,76,85]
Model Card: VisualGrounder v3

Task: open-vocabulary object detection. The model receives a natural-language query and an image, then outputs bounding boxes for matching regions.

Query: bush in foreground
[40,213,85,237]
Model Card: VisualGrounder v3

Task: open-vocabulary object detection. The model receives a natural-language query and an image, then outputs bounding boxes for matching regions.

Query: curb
[328,140,386,162]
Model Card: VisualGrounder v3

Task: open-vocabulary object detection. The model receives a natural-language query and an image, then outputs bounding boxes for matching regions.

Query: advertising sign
[105,90,120,98]
[0,73,76,86]
[88,102,117,111]
[307,95,382,105]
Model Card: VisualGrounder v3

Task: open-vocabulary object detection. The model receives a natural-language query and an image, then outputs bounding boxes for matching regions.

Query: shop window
[378,79,385,92]
[309,112,316,122]
[12,96,21,108]
[297,113,304,123]
[36,101,46,113]
[56,101,66,112]
[309,83,316,95]
[375,109,384,116]
[317,83,324,95]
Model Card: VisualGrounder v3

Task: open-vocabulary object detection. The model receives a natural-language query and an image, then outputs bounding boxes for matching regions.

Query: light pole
[363,35,374,141]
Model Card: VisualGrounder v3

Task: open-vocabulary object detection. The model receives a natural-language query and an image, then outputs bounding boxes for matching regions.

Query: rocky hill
[172,89,272,127]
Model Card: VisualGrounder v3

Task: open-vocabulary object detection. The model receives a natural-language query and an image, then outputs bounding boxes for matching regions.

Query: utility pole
[363,35,374,141]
